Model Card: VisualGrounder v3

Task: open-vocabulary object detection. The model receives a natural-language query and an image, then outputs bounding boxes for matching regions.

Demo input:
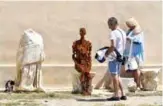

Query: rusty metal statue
[72,28,92,95]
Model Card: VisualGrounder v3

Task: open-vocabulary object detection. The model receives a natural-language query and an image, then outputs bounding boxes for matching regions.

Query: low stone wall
[0,65,106,88]
[0,64,161,89]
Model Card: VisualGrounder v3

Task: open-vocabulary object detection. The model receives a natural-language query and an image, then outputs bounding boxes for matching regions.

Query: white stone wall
[0,1,162,65]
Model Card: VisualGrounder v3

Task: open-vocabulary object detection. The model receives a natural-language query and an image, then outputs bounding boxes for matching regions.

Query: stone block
[140,68,161,91]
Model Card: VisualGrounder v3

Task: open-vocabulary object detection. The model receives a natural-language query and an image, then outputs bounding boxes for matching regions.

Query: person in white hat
[123,17,145,90]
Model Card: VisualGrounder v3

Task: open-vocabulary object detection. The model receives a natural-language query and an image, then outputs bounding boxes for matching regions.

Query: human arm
[127,32,143,44]
[72,42,77,62]
[105,32,115,57]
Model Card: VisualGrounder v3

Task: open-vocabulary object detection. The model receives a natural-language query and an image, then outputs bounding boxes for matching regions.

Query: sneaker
[120,96,127,100]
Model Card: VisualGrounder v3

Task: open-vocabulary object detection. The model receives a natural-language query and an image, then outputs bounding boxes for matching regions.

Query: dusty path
[40,96,162,106]
[0,96,162,106]
[0,89,162,106]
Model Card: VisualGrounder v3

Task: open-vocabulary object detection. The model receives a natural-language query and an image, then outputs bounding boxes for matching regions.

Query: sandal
[120,96,127,100]
[107,97,120,101]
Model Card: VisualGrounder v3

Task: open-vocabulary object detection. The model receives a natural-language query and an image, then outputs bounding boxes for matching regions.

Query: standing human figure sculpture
[15,29,45,92]
[72,28,92,95]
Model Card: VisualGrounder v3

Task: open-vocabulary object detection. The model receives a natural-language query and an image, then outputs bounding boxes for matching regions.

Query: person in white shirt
[106,17,127,101]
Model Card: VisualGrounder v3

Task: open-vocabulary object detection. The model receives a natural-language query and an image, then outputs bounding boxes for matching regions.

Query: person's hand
[75,63,84,73]
[126,37,130,41]
[105,49,109,57]
[105,47,112,57]
[127,37,131,42]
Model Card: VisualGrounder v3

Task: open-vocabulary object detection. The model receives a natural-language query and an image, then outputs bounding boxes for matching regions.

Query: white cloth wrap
[96,48,117,62]
[15,29,45,92]
[16,29,45,67]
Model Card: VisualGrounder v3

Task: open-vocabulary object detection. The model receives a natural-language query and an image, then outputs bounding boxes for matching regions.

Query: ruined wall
[0,1,162,65]
[0,1,162,88]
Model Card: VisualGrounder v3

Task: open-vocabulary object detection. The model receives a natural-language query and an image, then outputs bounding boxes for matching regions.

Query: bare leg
[118,65,126,96]
[112,74,119,97]
[133,70,141,88]
[118,76,125,96]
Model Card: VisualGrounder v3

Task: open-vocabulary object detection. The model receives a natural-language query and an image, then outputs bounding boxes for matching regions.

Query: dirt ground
[0,89,162,106]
